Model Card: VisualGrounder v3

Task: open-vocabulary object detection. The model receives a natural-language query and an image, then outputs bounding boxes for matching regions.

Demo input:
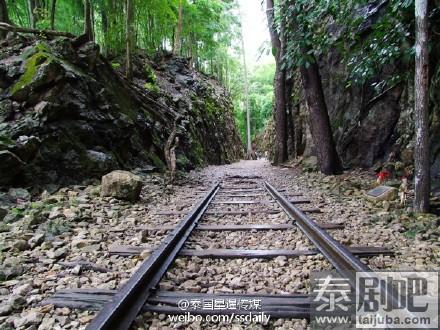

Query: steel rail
[264,182,428,328]
[264,181,369,284]
[86,183,220,330]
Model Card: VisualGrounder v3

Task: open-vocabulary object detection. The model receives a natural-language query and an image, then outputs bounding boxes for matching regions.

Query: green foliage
[44,218,72,236]
[144,64,157,84]
[11,43,51,94]
[6,0,240,87]
[0,135,15,149]
[234,63,275,142]
[7,0,84,34]
[10,207,25,217]
[5,0,256,146]
[144,82,160,93]
[281,0,415,94]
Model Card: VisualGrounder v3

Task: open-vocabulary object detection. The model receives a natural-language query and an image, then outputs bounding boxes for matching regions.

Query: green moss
[144,64,157,83]
[11,43,52,94]
[0,135,15,150]
[144,82,160,93]
[111,62,121,69]
[45,219,72,236]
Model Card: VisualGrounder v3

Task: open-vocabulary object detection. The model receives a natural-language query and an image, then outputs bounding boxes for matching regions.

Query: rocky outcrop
[317,50,440,181]
[0,35,243,189]
[293,6,440,182]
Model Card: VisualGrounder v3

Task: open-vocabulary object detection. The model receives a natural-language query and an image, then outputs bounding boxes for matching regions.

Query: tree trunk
[293,101,304,156]
[28,0,36,28]
[50,0,56,30]
[414,0,430,212]
[0,0,10,39]
[299,51,342,175]
[84,0,93,41]
[173,0,183,55]
[285,76,295,157]
[266,0,287,164]
[125,0,134,80]
[91,2,95,41]
[100,7,108,54]
[239,5,252,158]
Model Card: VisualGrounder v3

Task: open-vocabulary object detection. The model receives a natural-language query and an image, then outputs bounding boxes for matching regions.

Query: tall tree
[266,0,287,164]
[0,0,10,39]
[414,0,430,212]
[27,0,36,28]
[84,0,93,41]
[125,0,134,79]
[238,5,252,158]
[173,0,183,55]
[299,52,342,175]
[50,0,57,30]
[282,0,342,174]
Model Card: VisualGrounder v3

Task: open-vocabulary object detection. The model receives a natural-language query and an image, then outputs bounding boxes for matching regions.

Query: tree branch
[0,22,75,38]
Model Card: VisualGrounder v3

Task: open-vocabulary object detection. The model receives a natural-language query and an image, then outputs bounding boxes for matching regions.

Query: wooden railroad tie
[108,245,394,258]
[210,199,310,205]
[139,223,344,232]
[42,289,311,318]
[154,208,322,216]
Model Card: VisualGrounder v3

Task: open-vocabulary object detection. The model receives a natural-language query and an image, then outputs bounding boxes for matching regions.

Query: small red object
[376,170,389,183]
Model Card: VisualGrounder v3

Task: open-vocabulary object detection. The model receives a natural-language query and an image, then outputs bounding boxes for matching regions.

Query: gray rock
[46,247,67,260]
[0,263,24,281]
[12,239,29,251]
[13,311,43,328]
[0,303,13,316]
[8,187,31,202]
[38,317,55,330]
[100,170,143,202]
[0,222,9,232]
[3,212,21,223]
[28,233,45,248]
[12,283,32,296]
[13,135,41,162]
[86,150,117,174]
[8,295,27,309]
[26,209,46,226]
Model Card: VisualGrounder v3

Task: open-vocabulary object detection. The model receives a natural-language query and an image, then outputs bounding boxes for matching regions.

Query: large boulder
[100,170,143,202]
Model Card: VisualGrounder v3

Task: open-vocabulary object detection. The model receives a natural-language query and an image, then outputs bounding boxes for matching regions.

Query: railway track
[43,175,417,329]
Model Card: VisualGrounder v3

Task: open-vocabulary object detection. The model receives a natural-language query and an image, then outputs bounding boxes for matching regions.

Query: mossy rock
[10,43,59,101]
[144,82,160,93]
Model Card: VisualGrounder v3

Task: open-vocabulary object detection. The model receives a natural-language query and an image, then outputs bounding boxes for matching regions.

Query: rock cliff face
[0,35,243,188]
[317,52,440,180]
